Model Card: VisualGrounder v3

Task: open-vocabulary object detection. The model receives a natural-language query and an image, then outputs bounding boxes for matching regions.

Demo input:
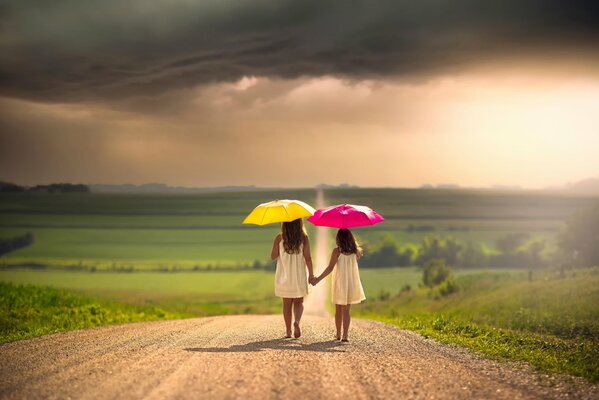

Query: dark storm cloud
[1,0,598,101]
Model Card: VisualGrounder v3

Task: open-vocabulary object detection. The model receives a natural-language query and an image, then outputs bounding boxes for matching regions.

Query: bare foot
[341,338,349,342]
[285,333,292,338]
[293,322,301,338]
[335,333,341,340]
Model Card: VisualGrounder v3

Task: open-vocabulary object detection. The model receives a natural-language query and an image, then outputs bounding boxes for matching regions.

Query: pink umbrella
[307,204,384,228]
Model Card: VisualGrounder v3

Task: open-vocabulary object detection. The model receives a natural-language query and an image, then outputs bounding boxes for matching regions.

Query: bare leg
[282,298,293,337]
[292,297,304,338]
[293,298,304,323]
[335,305,342,340]
[342,305,351,341]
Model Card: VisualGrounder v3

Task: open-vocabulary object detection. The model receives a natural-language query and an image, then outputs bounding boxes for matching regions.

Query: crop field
[0,190,316,270]
[0,227,279,269]
[324,188,599,250]
[2,188,597,270]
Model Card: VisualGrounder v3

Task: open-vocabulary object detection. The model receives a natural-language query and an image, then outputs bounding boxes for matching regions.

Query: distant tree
[443,237,462,266]
[0,181,25,192]
[360,233,551,270]
[524,239,546,267]
[417,236,462,267]
[396,247,415,266]
[360,236,414,268]
[495,233,529,255]
[489,235,547,269]
[559,206,599,267]
[0,233,34,256]
[422,259,451,287]
[417,237,442,266]
[459,242,487,268]
[28,183,90,193]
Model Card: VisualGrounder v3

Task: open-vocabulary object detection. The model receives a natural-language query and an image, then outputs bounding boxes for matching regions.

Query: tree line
[0,181,90,193]
[0,233,34,256]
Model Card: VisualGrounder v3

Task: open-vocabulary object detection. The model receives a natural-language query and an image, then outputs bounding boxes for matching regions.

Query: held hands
[309,275,320,286]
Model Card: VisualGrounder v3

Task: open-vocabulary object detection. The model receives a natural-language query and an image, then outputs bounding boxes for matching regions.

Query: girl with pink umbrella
[309,204,384,342]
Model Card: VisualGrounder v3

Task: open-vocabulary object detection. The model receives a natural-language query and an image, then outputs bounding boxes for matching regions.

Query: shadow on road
[184,338,345,353]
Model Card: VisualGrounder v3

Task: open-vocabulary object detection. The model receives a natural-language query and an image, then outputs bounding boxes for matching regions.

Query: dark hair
[336,228,362,257]
[281,219,307,254]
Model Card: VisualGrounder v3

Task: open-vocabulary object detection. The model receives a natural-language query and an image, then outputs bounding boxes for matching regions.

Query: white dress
[274,240,309,298]
[332,252,366,305]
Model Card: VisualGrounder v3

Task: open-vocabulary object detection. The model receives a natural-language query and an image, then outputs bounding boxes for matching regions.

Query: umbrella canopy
[243,199,316,226]
[307,203,384,228]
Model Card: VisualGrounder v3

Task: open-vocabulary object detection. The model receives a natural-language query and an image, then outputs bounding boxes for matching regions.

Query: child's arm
[315,248,340,283]
[303,236,315,280]
[270,234,282,260]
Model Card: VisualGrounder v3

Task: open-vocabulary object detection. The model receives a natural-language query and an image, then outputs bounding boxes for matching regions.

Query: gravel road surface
[1,315,596,399]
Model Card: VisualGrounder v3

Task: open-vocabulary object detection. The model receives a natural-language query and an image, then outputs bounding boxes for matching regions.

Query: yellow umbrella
[243,199,316,225]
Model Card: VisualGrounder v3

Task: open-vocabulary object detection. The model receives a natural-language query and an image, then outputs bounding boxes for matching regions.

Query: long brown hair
[281,219,307,254]
[336,228,363,257]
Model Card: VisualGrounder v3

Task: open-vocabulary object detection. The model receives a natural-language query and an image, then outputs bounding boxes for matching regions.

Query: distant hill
[566,177,599,194]
[0,181,25,192]
[4,179,598,194]
[89,183,258,193]
[543,177,599,194]
[0,181,89,193]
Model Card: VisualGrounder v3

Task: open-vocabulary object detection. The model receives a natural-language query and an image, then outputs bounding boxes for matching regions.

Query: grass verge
[365,313,598,382]
[0,281,184,344]
[358,267,599,382]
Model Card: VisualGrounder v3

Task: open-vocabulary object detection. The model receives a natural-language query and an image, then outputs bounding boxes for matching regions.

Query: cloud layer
[1,1,598,188]
[2,0,598,101]
[2,72,598,187]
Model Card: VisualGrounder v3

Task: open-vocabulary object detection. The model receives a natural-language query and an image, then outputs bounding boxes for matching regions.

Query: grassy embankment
[0,281,184,344]
[357,266,599,382]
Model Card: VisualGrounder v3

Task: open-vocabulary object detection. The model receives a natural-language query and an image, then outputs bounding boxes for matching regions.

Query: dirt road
[0,188,596,399]
[1,315,596,399]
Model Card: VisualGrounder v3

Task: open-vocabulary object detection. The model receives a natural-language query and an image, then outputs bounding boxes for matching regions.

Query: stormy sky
[1,0,598,187]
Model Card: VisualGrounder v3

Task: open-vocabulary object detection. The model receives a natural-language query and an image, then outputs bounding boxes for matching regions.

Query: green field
[0,190,315,269]
[0,227,279,268]
[2,188,598,269]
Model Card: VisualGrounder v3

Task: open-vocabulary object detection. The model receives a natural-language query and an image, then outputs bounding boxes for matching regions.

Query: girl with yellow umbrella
[244,200,316,338]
